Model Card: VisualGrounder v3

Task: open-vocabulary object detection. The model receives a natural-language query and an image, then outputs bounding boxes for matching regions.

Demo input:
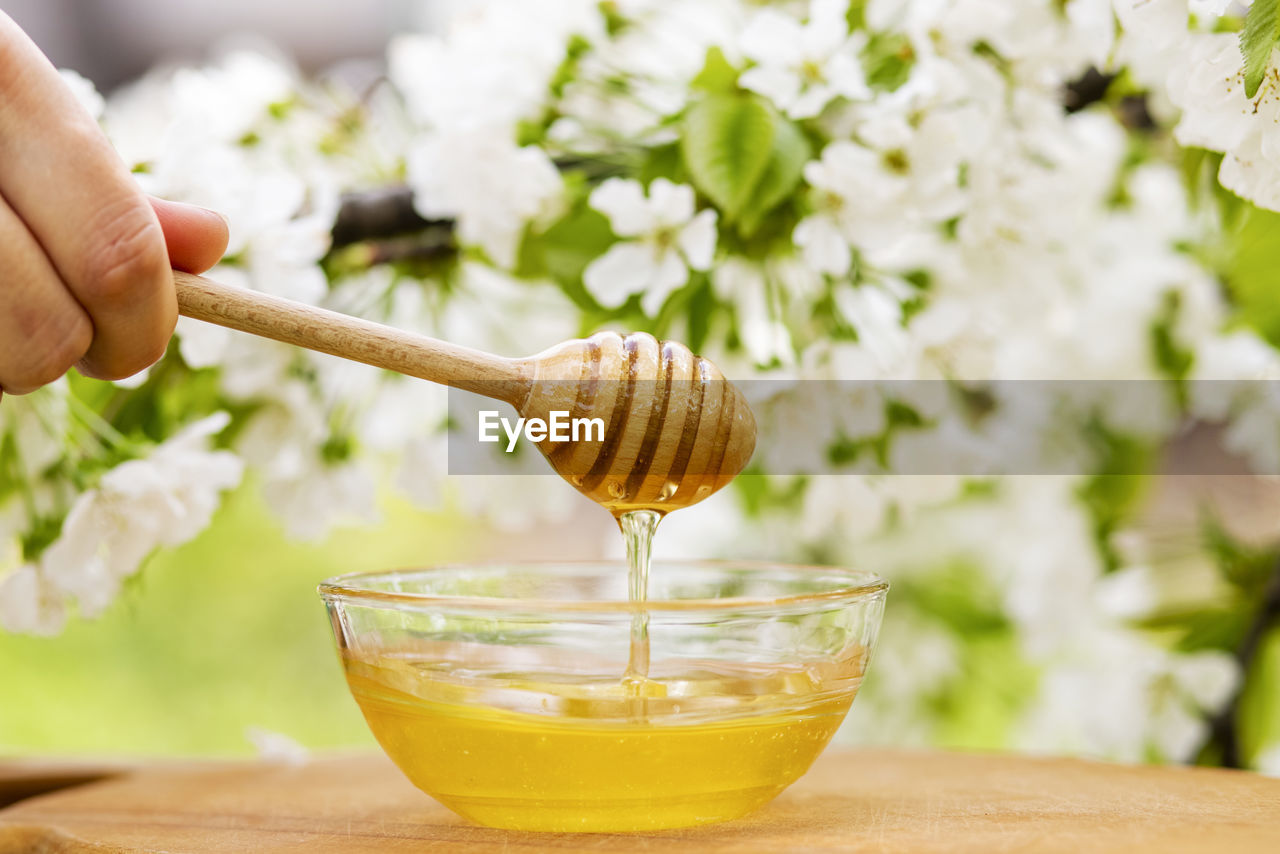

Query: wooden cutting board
[1,749,1278,853]
[0,759,136,811]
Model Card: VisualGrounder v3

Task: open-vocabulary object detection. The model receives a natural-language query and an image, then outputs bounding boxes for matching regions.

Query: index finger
[0,12,175,381]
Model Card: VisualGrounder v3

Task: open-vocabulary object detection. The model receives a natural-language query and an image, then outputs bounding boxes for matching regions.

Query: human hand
[0,11,229,399]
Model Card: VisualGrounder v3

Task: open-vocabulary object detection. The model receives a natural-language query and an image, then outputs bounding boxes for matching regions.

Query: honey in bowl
[346,663,854,831]
[319,333,886,832]
[322,563,887,832]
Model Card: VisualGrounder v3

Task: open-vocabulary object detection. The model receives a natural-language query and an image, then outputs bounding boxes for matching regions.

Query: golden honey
[342,654,859,832]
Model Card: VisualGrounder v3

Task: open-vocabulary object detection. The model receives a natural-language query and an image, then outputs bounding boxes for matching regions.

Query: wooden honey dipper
[174,272,756,516]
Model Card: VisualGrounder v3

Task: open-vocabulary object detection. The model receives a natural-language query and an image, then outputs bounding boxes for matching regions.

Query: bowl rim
[317,559,888,614]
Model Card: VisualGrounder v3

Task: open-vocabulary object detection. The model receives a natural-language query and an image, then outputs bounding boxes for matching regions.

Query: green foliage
[320,434,355,464]
[1180,148,1244,227]
[681,93,776,220]
[1240,0,1280,98]
[897,561,1010,635]
[930,630,1038,751]
[1221,201,1280,347]
[598,0,628,36]
[516,201,615,313]
[1076,425,1154,570]
[650,272,715,346]
[1240,628,1280,761]
[1135,520,1276,658]
[87,353,228,444]
[683,274,717,354]
[876,564,1037,752]
[737,115,811,237]
[0,430,22,497]
[846,0,867,31]
[863,32,916,92]
[1150,290,1194,411]
[732,473,810,519]
[19,515,64,565]
[549,34,594,99]
[318,106,365,156]
[680,93,811,236]
[1164,609,1249,654]
[826,397,931,471]
[636,141,690,186]
[690,46,738,94]
[1204,519,1280,593]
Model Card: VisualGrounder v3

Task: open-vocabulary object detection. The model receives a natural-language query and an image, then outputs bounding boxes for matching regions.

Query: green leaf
[1150,290,1194,386]
[736,112,811,237]
[1239,628,1280,763]
[637,141,688,186]
[690,46,739,94]
[863,31,916,93]
[514,203,615,313]
[1223,200,1280,346]
[1240,0,1280,99]
[684,275,716,355]
[1203,519,1280,594]
[680,93,775,222]
[1166,609,1249,654]
[847,0,867,31]
[896,562,1010,635]
[931,630,1038,752]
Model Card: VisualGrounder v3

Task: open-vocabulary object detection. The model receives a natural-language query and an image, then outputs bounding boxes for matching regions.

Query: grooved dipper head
[517,331,756,517]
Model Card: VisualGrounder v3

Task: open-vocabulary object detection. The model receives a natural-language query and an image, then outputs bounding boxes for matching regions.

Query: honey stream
[619,509,661,699]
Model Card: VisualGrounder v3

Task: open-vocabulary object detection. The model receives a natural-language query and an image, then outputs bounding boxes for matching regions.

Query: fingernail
[198,205,230,229]
[161,197,229,228]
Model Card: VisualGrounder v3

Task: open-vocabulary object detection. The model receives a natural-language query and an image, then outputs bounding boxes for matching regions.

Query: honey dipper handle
[173,271,530,401]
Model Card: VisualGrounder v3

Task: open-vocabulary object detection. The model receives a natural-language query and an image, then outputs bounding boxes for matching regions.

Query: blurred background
[5,0,416,89]
[1,0,1279,773]
[0,0,619,757]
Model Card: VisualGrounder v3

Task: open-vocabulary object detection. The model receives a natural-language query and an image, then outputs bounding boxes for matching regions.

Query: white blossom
[0,383,71,482]
[1257,743,1280,777]
[246,727,310,766]
[0,564,66,636]
[408,129,563,268]
[167,50,295,146]
[261,461,380,542]
[712,258,794,367]
[390,0,601,134]
[1168,33,1280,209]
[794,110,968,276]
[553,0,742,146]
[740,0,870,119]
[3,415,244,628]
[584,178,717,314]
[1095,564,1160,619]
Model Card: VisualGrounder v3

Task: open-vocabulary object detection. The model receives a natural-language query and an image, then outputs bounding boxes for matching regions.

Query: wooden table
[1,749,1278,852]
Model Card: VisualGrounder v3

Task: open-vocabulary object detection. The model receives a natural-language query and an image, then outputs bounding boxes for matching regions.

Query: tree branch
[1063,67,1154,130]
[330,186,451,249]
[1205,555,1280,768]
[326,186,456,267]
[326,155,629,260]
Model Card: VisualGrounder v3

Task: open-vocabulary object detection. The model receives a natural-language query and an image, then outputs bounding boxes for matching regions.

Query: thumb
[149,197,230,275]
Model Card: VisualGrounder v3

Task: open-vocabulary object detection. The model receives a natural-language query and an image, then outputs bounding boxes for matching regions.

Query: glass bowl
[319,561,887,832]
